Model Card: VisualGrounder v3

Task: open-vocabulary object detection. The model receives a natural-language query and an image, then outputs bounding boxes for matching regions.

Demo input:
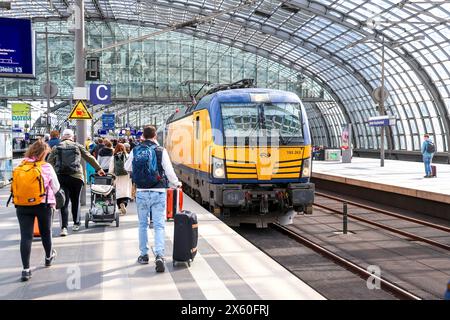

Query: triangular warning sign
[68,100,92,120]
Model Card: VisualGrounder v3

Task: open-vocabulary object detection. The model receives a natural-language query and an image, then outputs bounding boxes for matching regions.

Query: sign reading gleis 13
[0,17,35,78]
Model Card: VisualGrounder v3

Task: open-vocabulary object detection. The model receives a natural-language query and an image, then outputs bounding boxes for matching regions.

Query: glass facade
[1,0,449,156]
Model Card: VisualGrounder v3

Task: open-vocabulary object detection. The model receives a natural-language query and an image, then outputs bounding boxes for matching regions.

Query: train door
[194,112,202,166]
[193,112,203,201]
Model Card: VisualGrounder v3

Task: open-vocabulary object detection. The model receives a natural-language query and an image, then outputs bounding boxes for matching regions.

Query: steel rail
[315,191,450,233]
[313,202,450,252]
[272,223,422,300]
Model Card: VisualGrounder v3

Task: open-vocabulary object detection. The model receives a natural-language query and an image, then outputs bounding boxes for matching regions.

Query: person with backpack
[109,143,132,215]
[125,125,182,273]
[47,129,105,236]
[11,139,60,281]
[421,133,436,178]
[98,139,114,173]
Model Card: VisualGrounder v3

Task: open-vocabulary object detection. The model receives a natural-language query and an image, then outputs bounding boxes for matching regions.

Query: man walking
[125,125,181,273]
[48,129,105,236]
[421,133,435,178]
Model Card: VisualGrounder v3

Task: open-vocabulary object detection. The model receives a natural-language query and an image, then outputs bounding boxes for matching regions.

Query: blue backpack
[132,143,162,188]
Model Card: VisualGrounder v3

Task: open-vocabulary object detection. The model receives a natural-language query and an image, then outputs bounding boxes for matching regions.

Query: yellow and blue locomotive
[163,85,314,227]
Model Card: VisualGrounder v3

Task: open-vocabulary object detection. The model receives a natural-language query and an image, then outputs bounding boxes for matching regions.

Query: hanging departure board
[0,17,35,79]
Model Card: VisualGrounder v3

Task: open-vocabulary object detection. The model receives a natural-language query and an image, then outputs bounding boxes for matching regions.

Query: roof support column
[74,0,87,205]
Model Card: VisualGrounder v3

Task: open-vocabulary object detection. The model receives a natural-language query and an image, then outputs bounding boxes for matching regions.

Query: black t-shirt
[98,147,113,157]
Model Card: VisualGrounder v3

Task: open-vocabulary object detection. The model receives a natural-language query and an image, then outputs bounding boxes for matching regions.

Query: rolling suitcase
[166,188,183,220]
[173,210,198,267]
[431,165,437,177]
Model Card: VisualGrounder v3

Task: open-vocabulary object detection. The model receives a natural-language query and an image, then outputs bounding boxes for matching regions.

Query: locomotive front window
[221,103,259,138]
[221,102,304,145]
[262,103,303,139]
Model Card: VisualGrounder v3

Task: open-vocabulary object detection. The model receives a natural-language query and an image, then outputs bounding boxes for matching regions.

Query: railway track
[271,223,422,300]
[314,191,450,252]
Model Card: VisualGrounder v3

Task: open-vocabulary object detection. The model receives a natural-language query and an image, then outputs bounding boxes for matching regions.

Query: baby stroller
[85,174,119,228]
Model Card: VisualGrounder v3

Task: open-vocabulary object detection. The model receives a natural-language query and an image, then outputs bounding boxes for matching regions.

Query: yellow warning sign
[68,100,92,120]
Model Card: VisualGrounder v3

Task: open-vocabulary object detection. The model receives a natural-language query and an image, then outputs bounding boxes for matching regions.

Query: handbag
[55,189,66,210]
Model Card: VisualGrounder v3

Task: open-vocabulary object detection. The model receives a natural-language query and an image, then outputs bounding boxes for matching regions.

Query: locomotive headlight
[302,157,311,177]
[212,157,225,178]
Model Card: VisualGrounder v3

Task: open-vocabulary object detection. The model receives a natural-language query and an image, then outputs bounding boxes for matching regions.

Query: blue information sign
[102,113,115,130]
[97,129,107,135]
[368,118,390,127]
[0,18,35,78]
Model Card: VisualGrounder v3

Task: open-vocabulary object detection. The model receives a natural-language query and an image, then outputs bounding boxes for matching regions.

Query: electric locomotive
[163,81,314,227]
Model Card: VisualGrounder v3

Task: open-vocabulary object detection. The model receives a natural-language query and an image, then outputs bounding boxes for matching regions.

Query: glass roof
[1,0,450,154]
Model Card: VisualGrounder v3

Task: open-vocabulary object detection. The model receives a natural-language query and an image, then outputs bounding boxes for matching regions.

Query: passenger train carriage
[162,87,314,227]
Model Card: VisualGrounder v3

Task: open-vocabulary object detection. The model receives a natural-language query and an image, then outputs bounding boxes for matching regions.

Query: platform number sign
[90,84,111,105]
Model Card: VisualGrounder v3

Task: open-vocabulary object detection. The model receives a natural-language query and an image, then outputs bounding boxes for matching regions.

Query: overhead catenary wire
[88,0,257,54]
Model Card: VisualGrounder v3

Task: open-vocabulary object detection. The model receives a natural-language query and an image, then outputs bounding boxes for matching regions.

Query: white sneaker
[60,228,68,237]
[72,224,80,232]
[119,203,127,215]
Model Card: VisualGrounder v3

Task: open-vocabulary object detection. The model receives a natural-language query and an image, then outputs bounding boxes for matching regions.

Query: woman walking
[109,143,132,215]
[47,129,105,235]
[12,139,59,281]
[98,139,114,174]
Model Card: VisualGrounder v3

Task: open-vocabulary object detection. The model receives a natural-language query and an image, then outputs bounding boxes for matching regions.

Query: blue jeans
[423,155,433,176]
[136,190,166,257]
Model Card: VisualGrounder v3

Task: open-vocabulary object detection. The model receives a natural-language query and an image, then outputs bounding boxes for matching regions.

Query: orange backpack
[10,160,47,206]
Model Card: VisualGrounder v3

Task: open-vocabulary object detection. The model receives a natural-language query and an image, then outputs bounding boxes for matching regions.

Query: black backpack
[55,143,81,175]
[426,141,435,153]
[114,153,128,176]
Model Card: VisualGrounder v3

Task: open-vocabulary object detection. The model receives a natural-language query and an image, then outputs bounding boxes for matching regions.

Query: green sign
[12,103,31,121]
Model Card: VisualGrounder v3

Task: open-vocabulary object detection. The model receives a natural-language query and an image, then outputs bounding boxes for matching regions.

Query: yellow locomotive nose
[257,150,275,180]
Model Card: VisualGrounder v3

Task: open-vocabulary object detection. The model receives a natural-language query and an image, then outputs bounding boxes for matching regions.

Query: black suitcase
[173,210,198,267]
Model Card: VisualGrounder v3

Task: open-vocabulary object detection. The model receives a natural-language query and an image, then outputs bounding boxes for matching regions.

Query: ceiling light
[0,1,11,10]
[254,10,272,19]
[280,4,299,14]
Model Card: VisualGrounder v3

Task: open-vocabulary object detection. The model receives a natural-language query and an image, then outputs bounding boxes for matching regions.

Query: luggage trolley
[85,174,119,228]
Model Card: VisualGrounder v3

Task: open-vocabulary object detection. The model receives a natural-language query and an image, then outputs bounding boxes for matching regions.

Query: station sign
[0,18,35,79]
[97,129,107,135]
[368,115,396,127]
[68,100,92,120]
[102,113,115,130]
[11,103,31,121]
[90,84,111,105]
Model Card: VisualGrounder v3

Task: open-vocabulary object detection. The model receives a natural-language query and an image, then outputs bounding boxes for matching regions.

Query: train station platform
[312,157,450,220]
[0,188,324,300]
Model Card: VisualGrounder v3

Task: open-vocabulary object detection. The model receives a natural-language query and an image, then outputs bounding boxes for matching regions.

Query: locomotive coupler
[259,194,269,215]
